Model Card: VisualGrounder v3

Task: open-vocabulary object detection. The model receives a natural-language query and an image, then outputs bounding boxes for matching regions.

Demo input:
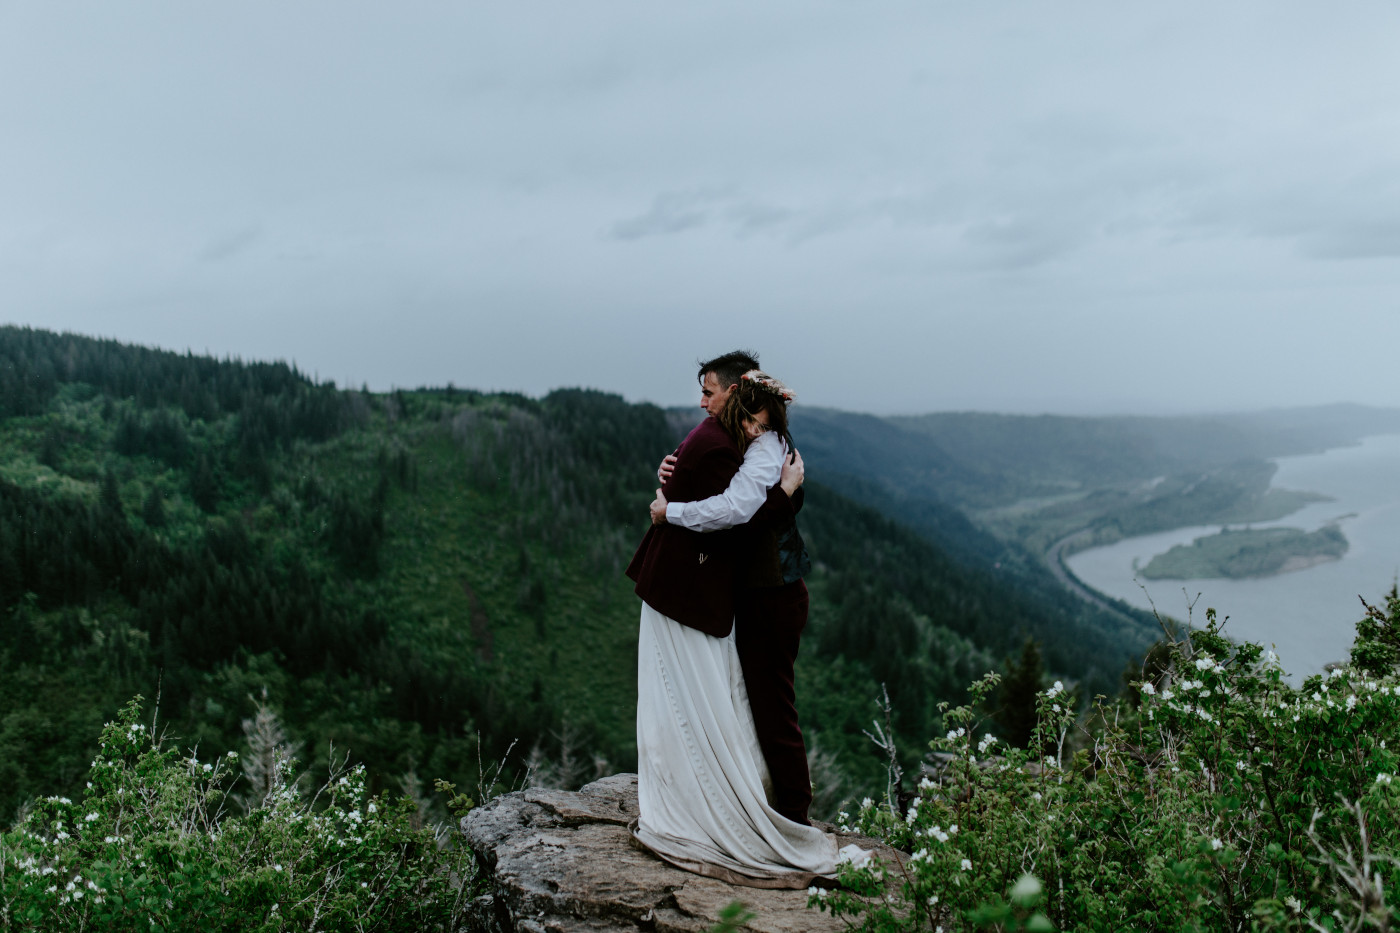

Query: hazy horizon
[7,3,1400,417]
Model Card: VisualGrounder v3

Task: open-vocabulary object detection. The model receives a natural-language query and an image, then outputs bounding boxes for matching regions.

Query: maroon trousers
[734,580,812,825]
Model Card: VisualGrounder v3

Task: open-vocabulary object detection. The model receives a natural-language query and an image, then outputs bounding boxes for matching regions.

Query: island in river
[1137,523,1350,580]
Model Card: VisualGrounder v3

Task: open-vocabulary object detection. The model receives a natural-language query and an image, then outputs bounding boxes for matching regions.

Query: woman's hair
[716,370,794,453]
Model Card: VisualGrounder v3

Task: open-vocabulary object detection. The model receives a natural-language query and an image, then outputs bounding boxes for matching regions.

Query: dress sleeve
[666,433,784,532]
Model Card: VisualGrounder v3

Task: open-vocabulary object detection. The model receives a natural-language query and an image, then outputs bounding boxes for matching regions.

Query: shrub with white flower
[0,696,480,932]
[813,593,1400,933]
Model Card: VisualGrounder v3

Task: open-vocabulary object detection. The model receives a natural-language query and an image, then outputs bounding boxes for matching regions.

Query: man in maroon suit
[626,350,755,637]
[628,350,816,826]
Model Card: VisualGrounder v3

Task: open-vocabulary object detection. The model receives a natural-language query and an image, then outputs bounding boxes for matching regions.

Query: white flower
[1284,895,1301,912]
[1210,838,1223,851]
[1195,657,1213,671]
[1376,773,1393,785]
[1140,682,1156,696]
[918,777,936,791]
[960,858,972,871]
[860,797,874,810]
[84,812,99,822]
[274,864,283,872]
[1031,792,1042,801]
[1347,695,1359,710]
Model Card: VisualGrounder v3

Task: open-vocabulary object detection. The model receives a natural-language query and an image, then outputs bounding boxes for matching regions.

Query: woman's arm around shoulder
[662,432,785,532]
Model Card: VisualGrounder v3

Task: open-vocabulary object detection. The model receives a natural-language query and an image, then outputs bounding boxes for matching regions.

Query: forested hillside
[0,326,1157,820]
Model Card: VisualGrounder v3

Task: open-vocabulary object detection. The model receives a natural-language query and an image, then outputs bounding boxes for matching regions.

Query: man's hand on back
[657,454,678,483]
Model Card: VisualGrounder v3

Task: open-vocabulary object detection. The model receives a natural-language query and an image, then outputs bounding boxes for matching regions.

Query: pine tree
[190,454,219,513]
[141,486,167,528]
[100,469,124,516]
[239,691,304,811]
[994,637,1046,748]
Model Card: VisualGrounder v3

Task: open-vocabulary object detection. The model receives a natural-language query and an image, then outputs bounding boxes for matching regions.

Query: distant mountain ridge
[890,405,1400,499]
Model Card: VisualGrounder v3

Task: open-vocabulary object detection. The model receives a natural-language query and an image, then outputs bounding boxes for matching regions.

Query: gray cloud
[199,225,263,262]
[5,1,1400,416]
[609,190,720,240]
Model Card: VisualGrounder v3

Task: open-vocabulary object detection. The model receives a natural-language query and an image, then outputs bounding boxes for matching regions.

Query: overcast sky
[4,3,1400,415]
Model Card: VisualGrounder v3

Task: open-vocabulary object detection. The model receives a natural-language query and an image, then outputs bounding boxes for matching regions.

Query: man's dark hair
[697,349,759,390]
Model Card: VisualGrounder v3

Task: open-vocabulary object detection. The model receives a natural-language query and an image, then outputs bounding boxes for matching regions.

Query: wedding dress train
[632,601,840,888]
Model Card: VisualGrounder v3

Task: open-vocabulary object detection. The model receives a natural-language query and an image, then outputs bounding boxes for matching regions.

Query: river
[1065,433,1400,680]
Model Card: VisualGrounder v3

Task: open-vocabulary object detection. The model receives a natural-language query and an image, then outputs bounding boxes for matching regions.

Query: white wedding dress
[632,600,841,887]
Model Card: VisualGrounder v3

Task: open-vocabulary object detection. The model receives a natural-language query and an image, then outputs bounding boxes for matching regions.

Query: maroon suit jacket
[625,417,743,637]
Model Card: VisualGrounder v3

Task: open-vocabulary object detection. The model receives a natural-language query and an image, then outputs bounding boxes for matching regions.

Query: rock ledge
[462,773,899,932]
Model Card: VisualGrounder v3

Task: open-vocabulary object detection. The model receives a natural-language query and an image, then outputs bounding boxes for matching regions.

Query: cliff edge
[461,773,901,933]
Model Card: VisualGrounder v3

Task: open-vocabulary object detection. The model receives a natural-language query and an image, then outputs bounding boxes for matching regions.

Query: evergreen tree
[141,486,167,528]
[38,427,62,469]
[100,469,124,516]
[993,637,1045,748]
[190,454,219,512]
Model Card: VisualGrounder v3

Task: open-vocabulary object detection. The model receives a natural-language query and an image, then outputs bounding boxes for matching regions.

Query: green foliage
[0,324,1162,820]
[705,900,757,932]
[0,697,473,932]
[814,598,1400,931]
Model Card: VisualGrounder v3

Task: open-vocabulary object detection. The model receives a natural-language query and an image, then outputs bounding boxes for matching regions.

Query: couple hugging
[626,350,864,888]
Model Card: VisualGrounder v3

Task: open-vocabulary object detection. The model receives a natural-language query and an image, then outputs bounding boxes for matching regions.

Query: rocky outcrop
[462,773,902,933]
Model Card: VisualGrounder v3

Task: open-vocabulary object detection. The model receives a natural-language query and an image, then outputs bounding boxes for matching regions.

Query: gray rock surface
[462,773,903,933]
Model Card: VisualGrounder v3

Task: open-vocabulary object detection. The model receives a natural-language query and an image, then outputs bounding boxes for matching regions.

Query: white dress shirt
[666,431,785,532]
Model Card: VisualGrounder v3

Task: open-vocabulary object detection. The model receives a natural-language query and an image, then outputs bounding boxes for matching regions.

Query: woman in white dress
[630,371,858,888]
